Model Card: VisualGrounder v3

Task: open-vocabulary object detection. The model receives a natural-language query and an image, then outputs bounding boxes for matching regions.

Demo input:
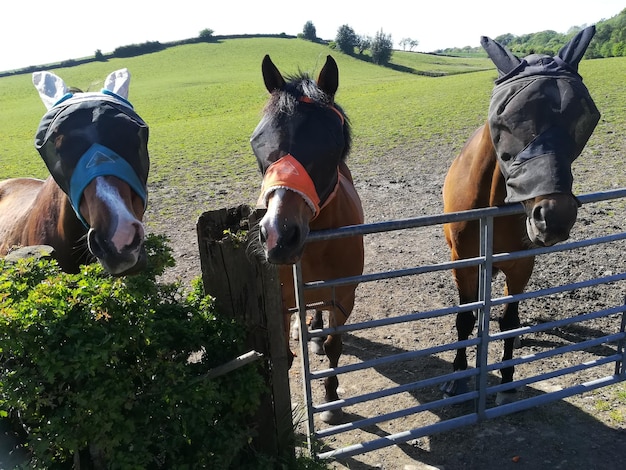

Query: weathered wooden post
[196,205,293,459]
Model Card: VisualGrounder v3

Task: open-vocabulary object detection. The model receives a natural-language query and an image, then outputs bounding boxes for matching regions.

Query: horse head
[33,69,150,275]
[251,55,350,264]
[482,26,600,247]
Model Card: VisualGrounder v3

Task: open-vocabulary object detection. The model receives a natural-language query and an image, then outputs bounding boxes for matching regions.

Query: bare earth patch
[146,139,626,470]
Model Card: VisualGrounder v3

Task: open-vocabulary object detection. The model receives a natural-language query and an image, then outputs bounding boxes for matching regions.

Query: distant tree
[199,28,214,40]
[303,21,317,41]
[336,24,358,54]
[371,29,393,65]
[399,37,419,51]
[600,42,614,57]
[494,33,515,46]
[356,35,372,54]
[113,41,164,58]
[94,49,105,61]
[566,26,584,36]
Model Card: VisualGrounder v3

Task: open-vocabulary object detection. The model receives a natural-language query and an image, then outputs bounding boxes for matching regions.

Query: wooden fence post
[196,205,293,459]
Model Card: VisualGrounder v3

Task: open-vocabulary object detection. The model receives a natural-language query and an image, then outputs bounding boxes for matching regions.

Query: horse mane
[264,71,352,161]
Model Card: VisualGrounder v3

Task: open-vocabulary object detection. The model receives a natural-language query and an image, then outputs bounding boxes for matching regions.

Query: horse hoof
[441,378,470,398]
[310,338,325,355]
[320,408,344,424]
[496,390,517,405]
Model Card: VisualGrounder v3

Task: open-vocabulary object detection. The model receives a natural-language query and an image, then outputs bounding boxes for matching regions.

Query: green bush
[0,235,266,469]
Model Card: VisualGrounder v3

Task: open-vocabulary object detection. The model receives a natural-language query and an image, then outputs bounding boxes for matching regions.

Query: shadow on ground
[311,333,625,470]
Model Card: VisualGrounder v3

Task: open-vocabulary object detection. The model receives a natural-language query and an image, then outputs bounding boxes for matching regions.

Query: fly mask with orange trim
[250,54,351,264]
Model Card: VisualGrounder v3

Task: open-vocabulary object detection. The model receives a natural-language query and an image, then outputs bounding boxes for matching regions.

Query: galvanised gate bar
[291,188,626,460]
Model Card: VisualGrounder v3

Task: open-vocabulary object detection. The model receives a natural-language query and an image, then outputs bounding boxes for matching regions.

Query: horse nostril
[532,204,546,229]
[259,225,268,245]
[87,229,105,259]
[127,222,144,251]
[127,232,142,252]
[281,224,300,247]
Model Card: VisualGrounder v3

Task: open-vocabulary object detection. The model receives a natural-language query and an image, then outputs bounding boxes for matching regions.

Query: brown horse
[251,55,364,423]
[442,26,600,404]
[0,69,150,276]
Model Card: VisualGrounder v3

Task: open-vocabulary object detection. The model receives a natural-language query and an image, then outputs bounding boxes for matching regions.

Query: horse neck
[311,163,364,231]
[338,161,355,184]
[464,124,507,207]
[28,177,91,272]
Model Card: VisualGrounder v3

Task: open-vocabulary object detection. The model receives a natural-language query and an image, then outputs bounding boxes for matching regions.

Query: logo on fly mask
[35,93,150,226]
[483,27,601,203]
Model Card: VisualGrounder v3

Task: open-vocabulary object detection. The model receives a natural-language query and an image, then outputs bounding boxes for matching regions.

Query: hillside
[0,37,497,182]
[1,35,623,244]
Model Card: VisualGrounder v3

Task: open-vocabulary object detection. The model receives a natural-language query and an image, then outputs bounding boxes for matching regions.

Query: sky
[1,0,624,72]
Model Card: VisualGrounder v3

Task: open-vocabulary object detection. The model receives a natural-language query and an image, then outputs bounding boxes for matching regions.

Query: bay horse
[0,69,150,276]
[442,26,600,404]
[251,55,364,424]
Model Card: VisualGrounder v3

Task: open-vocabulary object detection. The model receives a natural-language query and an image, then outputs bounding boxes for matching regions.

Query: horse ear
[103,68,131,99]
[557,25,596,71]
[261,55,286,93]
[317,55,339,98]
[480,36,522,76]
[32,71,69,110]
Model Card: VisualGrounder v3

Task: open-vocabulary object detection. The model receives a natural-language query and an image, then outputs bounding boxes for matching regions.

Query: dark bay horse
[251,55,364,423]
[442,26,600,404]
[0,69,150,275]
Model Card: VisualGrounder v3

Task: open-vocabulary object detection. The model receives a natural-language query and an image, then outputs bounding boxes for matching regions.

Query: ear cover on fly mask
[32,69,149,225]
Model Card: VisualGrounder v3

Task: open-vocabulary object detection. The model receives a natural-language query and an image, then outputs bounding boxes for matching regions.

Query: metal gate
[291,188,626,460]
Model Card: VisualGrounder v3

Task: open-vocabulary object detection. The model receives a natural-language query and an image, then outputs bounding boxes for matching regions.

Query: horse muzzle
[258,188,312,265]
[524,194,578,247]
[87,223,146,276]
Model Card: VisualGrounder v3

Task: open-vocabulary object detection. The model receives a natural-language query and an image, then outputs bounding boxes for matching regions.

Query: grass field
[1,35,625,470]
[0,37,624,190]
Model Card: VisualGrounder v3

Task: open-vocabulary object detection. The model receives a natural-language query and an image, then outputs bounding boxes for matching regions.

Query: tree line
[3,9,624,77]
[299,21,397,65]
[299,8,625,66]
[435,8,626,58]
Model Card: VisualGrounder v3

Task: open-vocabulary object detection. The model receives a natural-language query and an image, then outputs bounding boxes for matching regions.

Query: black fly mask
[482,26,600,203]
[250,55,350,218]
[34,85,149,227]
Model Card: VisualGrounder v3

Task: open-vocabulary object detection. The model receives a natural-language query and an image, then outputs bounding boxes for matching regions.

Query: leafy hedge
[0,235,266,469]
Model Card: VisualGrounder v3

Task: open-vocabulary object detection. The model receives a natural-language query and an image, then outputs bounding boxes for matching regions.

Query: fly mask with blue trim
[482,26,600,203]
[34,91,149,226]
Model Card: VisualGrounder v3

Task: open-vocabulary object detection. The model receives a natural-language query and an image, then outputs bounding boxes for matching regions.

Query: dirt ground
[4,146,621,469]
[138,131,626,470]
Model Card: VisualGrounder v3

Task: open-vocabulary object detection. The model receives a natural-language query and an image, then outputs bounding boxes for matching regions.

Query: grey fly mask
[482,26,600,203]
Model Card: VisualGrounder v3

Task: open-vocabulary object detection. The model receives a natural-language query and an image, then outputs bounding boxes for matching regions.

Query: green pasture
[0,37,624,192]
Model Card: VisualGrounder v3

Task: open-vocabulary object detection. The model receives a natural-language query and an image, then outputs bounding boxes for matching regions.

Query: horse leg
[496,257,534,405]
[442,266,477,397]
[496,301,520,405]
[319,297,352,424]
[442,303,476,397]
[309,310,326,355]
[319,330,343,424]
